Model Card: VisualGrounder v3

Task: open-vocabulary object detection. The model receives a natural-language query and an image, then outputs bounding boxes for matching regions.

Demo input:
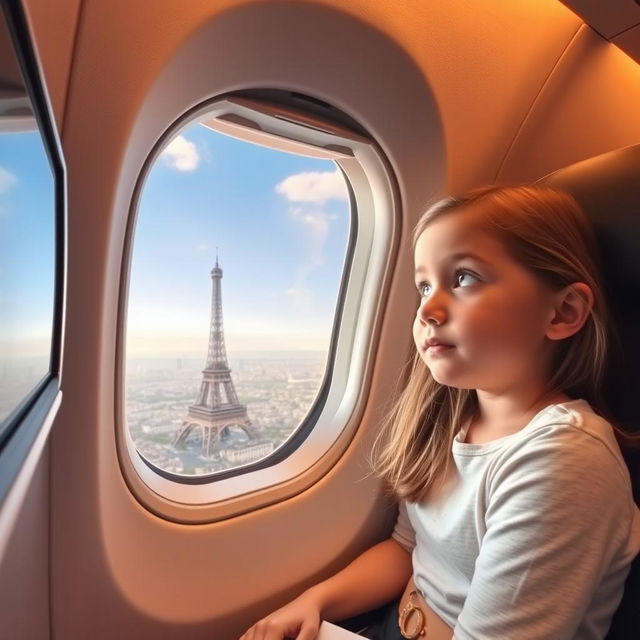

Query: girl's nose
[417,295,447,326]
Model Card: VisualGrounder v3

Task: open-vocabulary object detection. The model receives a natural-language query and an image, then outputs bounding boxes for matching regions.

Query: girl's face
[413,206,559,395]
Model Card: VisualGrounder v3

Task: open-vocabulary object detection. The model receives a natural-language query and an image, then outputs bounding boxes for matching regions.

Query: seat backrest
[539,144,640,482]
[538,145,640,639]
[605,551,640,640]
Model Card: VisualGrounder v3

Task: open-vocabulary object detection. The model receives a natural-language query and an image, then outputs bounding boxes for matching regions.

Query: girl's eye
[418,282,431,297]
[455,271,480,288]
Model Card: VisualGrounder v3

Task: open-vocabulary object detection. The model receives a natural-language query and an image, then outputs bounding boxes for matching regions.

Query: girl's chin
[428,369,459,387]
[426,367,475,390]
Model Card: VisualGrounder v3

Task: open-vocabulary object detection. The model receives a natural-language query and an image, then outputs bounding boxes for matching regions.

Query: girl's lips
[423,341,455,354]
[426,344,454,353]
[424,338,454,349]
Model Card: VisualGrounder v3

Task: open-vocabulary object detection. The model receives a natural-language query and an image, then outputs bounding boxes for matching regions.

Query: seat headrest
[538,144,640,435]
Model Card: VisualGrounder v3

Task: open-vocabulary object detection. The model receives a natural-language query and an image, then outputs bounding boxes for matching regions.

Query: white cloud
[0,167,17,193]
[283,206,334,312]
[276,169,348,204]
[289,206,330,242]
[284,285,314,312]
[276,170,347,314]
[160,135,200,171]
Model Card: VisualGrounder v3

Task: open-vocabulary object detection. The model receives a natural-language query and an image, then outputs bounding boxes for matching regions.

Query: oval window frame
[116,91,400,523]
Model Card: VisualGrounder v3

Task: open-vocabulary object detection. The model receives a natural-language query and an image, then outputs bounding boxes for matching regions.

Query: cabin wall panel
[49,1,640,638]
[326,0,582,192]
[22,0,82,134]
[0,445,50,640]
[53,2,436,637]
[497,25,640,185]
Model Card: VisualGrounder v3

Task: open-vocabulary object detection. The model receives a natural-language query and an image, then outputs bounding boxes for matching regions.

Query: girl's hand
[239,591,323,640]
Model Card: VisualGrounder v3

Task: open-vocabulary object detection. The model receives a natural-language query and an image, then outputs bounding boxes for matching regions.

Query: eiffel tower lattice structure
[173,257,259,458]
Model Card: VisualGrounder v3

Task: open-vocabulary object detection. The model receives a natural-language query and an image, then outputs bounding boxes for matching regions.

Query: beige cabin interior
[1,0,639,638]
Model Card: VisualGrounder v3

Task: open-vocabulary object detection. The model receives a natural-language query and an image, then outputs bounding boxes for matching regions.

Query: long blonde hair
[372,186,611,502]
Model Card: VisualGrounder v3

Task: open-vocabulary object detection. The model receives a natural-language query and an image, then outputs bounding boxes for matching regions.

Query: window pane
[126,121,350,477]
[0,130,55,425]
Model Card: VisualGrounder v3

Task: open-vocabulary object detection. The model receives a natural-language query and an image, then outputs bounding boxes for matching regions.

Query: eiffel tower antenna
[174,258,258,457]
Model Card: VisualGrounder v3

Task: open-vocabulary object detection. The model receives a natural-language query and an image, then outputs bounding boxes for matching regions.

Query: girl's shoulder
[451,398,635,499]
[489,398,632,491]
[522,398,621,456]
[455,398,619,457]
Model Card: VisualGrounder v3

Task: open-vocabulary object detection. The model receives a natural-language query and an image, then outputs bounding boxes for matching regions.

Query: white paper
[315,620,368,639]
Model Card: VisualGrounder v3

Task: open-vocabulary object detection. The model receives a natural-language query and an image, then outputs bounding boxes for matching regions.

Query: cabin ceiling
[561,0,640,63]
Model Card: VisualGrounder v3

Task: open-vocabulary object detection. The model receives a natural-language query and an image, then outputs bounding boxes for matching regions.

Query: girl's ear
[546,282,594,341]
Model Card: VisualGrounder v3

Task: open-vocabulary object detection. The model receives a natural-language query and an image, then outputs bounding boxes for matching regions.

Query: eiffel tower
[174,255,258,457]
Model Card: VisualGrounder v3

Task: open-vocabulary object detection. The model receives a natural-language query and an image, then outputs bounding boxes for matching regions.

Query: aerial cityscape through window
[126,121,350,475]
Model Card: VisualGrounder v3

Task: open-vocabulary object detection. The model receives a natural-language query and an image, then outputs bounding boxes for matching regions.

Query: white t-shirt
[392,399,640,640]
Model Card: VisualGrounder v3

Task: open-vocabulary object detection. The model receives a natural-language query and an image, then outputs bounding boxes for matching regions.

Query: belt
[398,577,453,640]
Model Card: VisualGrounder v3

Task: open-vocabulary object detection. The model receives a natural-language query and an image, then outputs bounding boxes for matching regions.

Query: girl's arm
[308,536,413,621]
[239,537,412,640]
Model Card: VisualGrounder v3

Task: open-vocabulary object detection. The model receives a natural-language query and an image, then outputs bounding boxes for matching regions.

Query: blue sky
[126,122,350,356]
[0,130,55,359]
[0,122,350,361]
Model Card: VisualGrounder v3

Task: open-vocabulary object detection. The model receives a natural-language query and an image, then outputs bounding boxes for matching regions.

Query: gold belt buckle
[398,590,426,639]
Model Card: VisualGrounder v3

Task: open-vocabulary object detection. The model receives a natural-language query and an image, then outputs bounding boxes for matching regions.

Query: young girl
[239,186,640,640]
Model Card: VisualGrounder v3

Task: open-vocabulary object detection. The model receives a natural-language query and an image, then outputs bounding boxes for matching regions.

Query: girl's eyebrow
[449,251,492,265]
[414,251,492,274]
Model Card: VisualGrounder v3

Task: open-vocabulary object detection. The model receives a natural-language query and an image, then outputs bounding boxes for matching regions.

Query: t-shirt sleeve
[454,427,635,640]
[392,500,416,553]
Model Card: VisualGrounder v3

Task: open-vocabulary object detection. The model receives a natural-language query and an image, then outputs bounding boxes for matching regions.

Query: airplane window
[0,0,63,469]
[125,113,350,478]
[0,129,54,430]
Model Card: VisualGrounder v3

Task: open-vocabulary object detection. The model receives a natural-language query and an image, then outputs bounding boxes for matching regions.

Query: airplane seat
[539,145,640,640]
